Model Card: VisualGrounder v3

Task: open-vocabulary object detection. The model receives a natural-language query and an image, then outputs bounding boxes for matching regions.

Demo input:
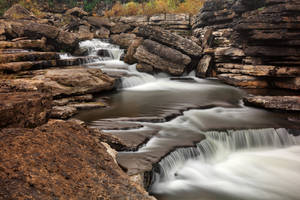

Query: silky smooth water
[74,40,300,200]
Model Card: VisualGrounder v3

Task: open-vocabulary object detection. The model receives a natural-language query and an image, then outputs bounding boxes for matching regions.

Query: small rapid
[150,128,300,200]
[79,39,156,88]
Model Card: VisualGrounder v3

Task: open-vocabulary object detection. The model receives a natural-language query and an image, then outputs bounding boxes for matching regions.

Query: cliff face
[193,0,300,90]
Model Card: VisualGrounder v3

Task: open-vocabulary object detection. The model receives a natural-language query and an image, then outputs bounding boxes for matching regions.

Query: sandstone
[0,37,46,50]
[244,96,300,111]
[94,27,110,39]
[53,94,93,106]
[110,23,132,34]
[273,77,300,90]
[0,91,52,128]
[136,63,154,73]
[217,73,269,88]
[124,38,144,64]
[65,7,88,18]
[133,26,202,57]
[50,105,78,119]
[110,33,136,49]
[87,16,115,28]
[133,39,191,75]
[3,4,36,20]
[197,55,213,78]
[0,120,154,199]
[31,67,116,97]
[0,52,59,64]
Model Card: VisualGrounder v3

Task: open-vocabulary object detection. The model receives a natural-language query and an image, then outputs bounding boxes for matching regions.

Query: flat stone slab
[244,95,300,111]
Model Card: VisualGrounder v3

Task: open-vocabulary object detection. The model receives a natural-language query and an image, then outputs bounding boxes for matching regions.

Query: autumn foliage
[104,0,205,17]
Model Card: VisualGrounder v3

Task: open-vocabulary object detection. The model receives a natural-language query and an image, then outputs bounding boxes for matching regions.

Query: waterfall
[150,128,300,200]
[78,39,156,88]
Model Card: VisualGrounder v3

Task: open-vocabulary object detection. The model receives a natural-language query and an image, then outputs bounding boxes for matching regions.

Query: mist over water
[75,40,300,200]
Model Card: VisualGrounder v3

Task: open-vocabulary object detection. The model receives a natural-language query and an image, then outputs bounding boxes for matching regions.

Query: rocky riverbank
[0,1,299,199]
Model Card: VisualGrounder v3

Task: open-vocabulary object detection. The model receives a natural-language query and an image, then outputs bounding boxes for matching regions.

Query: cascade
[79,39,156,88]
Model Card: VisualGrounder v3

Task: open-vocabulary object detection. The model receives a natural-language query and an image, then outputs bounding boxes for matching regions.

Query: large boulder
[65,7,88,18]
[133,39,191,75]
[0,120,154,199]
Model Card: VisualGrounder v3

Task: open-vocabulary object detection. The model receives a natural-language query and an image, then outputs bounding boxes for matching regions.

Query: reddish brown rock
[217,73,269,88]
[0,91,52,128]
[0,120,154,200]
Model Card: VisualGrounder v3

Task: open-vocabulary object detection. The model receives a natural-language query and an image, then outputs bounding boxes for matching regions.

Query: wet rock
[65,7,88,18]
[3,4,36,20]
[244,96,300,111]
[70,101,108,110]
[273,77,300,90]
[73,47,89,56]
[97,49,110,57]
[133,26,202,57]
[133,39,191,75]
[50,105,78,119]
[0,120,154,200]
[0,91,52,128]
[77,25,93,41]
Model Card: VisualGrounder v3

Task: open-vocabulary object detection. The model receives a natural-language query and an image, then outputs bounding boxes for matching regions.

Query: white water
[151,128,300,200]
[78,39,156,88]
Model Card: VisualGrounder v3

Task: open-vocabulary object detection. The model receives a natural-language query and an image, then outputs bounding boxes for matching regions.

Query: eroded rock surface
[0,120,154,200]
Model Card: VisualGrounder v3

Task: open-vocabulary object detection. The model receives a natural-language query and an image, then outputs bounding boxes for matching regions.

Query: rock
[0,52,59,64]
[133,26,202,57]
[73,47,89,56]
[87,16,115,28]
[65,7,88,18]
[0,37,46,50]
[111,23,132,34]
[197,55,213,78]
[244,96,300,111]
[136,63,154,73]
[3,4,36,20]
[273,77,300,90]
[0,120,154,200]
[94,26,110,39]
[53,94,93,106]
[110,33,136,49]
[133,39,191,75]
[50,105,78,119]
[217,73,269,88]
[124,38,144,64]
[0,91,52,128]
[97,49,110,57]
[31,67,116,97]
[216,63,300,77]
[70,101,108,110]
[77,25,93,41]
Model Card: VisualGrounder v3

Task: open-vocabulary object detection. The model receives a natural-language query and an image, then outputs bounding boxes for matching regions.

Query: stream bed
[74,40,300,200]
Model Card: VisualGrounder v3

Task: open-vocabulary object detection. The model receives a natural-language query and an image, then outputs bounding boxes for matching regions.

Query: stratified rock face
[0,120,154,200]
[193,0,300,91]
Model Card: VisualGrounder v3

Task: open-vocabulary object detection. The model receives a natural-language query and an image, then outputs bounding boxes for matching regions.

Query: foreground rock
[0,120,154,199]
[0,91,51,128]
[244,96,300,111]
